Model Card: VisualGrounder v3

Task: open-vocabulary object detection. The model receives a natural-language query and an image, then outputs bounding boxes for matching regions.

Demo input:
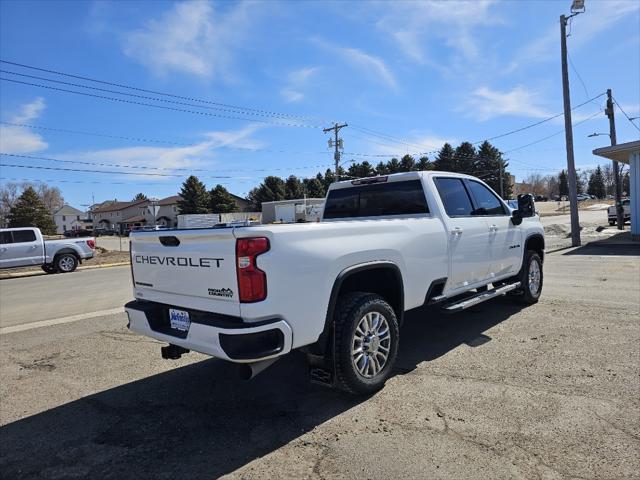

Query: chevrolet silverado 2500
[125,171,544,394]
[0,227,95,273]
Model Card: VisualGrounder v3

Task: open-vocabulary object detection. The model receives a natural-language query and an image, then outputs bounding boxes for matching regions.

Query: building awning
[592,140,640,164]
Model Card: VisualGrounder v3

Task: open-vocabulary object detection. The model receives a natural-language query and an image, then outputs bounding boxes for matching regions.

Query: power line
[473,92,606,144]
[0,153,334,175]
[0,59,318,122]
[0,77,322,129]
[0,162,233,178]
[612,97,640,132]
[0,69,325,126]
[503,109,602,154]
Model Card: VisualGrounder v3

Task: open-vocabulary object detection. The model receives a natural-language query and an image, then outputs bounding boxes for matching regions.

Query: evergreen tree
[433,143,456,172]
[454,142,476,174]
[133,193,148,201]
[415,156,432,171]
[558,170,569,197]
[246,176,286,211]
[284,175,305,199]
[348,161,376,178]
[399,155,416,172]
[576,172,585,195]
[386,158,401,173]
[375,161,389,175]
[304,178,325,198]
[177,175,210,214]
[209,185,238,213]
[8,186,56,234]
[475,141,512,198]
[587,166,606,199]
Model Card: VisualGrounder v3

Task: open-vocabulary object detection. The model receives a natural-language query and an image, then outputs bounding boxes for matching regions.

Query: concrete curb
[0,261,130,280]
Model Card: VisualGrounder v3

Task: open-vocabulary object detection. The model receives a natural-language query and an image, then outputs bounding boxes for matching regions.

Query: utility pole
[606,89,624,230]
[323,123,347,180]
[560,9,582,247]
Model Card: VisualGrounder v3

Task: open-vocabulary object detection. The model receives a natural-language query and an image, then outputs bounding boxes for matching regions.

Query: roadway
[0,248,638,479]
[0,266,132,330]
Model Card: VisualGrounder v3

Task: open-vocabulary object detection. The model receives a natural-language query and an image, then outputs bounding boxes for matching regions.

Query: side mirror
[511,194,535,225]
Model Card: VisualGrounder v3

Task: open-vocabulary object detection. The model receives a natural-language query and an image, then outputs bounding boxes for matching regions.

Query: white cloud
[353,133,456,158]
[122,1,256,79]
[314,39,396,89]
[466,86,553,121]
[280,66,320,103]
[54,124,263,182]
[376,1,500,65]
[0,98,48,154]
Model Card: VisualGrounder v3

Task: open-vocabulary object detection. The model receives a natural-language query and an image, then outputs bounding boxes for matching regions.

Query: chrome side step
[442,282,521,313]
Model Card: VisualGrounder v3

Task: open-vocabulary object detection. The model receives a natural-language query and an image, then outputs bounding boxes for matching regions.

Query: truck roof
[328,170,477,190]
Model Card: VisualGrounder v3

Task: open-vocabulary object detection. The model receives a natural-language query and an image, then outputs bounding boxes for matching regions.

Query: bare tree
[0,182,20,227]
[524,174,547,196]
[0,182,64,227]
[36,184,65,212]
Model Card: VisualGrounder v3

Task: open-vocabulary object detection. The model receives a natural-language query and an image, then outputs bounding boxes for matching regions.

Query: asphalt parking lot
[0,245,639,479]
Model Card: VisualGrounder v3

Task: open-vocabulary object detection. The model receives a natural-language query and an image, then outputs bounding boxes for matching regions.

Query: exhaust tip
[237,357,279,380]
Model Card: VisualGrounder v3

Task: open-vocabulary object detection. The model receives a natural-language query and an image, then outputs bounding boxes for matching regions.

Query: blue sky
[1,0,638,209]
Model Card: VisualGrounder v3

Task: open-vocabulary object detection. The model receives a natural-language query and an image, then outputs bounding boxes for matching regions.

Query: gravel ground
[0,248,638,479]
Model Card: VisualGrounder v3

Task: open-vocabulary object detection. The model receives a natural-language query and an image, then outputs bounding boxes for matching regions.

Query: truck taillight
[86,239,95,250]
[236,237,269,303]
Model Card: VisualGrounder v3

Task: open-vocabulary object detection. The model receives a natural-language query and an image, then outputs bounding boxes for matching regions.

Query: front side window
[434,178,474,217]
[467,181,507,215]
[12,230,36,243]
[324,180,429,219]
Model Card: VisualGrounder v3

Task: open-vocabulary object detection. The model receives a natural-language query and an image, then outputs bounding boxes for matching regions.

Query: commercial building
[593,140,639,241]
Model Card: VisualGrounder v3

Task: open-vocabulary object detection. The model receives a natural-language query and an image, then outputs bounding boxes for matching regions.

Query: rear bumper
[124,300,293,363]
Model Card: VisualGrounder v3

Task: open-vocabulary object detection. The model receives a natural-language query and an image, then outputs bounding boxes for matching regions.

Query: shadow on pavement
[563,232,640,256]
[0,299,523,479]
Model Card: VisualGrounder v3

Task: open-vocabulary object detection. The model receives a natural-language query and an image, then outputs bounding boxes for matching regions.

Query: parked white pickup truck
[0,227,95,273]
[608,199,631,226]
[126,171,545,394]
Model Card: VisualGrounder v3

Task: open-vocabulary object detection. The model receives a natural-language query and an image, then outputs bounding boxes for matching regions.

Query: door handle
[450,227,463,236]
[489,224,498,232]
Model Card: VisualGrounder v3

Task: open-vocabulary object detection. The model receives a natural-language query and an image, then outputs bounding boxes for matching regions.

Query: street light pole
[606,89,624,230]
[560,13,581,247]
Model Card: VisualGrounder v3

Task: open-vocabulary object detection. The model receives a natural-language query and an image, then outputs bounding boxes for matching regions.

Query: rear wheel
[515,250,543,304]
[334,292,399,395]
[55,254,78,273]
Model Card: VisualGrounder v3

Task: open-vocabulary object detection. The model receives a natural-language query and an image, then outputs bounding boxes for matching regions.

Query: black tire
[515,250,543,305]
[55,253,78,273]
[609,221,615,226]
[334,292,399,395]
[41,264,57,274]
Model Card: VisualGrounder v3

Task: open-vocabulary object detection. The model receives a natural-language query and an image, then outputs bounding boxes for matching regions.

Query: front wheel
[41,264,57,274]
[334,292,399,395]
[55,254,78,273]
[516,250,543,304]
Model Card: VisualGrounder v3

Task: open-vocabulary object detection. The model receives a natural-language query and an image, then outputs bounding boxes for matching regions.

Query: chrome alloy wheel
[58,255,75,272]
[528,257,541,296]
[352,311,391,378]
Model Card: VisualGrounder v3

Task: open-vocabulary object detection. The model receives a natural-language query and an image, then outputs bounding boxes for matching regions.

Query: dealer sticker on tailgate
[169,308,190,332]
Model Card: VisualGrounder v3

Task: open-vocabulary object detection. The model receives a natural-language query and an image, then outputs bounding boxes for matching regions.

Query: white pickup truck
[126,171,545,394]
[608,199,631,226]
[0,227,95,273]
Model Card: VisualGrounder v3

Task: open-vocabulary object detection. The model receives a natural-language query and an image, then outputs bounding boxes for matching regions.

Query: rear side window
[324,180,429,219]
[12,230,36,243]
[434,178,474,216]
[0,232,12,244]
[466,181,507,215]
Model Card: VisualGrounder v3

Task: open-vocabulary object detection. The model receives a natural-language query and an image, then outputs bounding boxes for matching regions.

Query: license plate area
[169,308,191,333]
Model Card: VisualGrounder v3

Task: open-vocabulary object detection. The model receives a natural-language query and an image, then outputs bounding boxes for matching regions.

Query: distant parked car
[95,228,117,236]
[63,229,92,238]
[534,195,548,202]
[576,194,591,201]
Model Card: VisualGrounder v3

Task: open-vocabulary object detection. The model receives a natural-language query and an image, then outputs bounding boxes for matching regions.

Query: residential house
[52,204,92,234]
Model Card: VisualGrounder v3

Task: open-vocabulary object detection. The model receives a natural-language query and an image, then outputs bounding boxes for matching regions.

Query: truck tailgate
[130,229,240,315]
